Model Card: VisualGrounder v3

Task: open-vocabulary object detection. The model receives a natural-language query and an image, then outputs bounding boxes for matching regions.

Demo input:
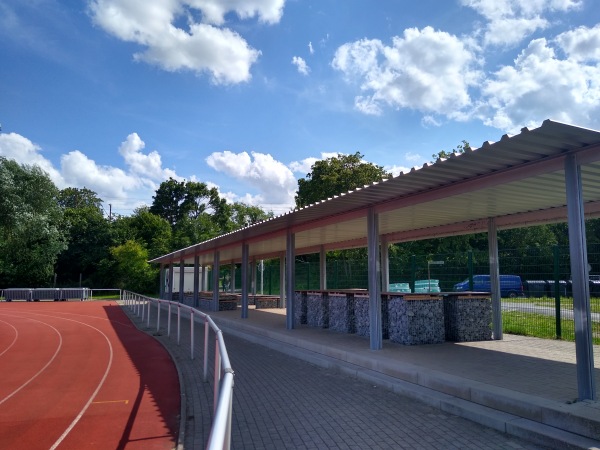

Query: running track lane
[0,301,180,450]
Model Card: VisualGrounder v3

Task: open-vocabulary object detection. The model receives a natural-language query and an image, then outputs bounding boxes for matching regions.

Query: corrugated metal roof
[150,120,600,266]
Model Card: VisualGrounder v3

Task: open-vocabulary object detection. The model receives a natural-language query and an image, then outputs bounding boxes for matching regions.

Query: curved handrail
[121,291,234,450]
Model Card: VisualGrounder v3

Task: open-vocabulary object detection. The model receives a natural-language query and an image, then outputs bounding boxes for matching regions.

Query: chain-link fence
[203,244,600,343]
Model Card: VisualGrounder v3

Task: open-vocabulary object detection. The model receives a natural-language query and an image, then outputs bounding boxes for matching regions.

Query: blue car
[453,275,524,298]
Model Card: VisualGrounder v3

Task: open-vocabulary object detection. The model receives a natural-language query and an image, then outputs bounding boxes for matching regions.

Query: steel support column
[212,251,220,312]
[367,208,382,350]
[320,245,327,290]
[159,263,165,299]
[168,262,174,302]
[488,218,503,340]
[179,260,185,303]
[565,154,595,400]
[241,243,249,319]
[193,255,200,308]
[286,230,296,330]
[381,235,389,293]
[279,252,286,309]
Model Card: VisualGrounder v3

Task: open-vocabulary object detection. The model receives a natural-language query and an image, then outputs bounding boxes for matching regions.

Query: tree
[229,202,274,229]
[55,187,112,286]
[0,157,67,286]
[109,240,158,294]
[431,140,472,163]
[295,152,391,208]
[149,178,187,226]
[57,187,103,210]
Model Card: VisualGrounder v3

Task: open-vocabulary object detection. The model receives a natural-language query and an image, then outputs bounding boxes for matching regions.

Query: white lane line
[48,317,114,450]
[0,319,19,357]
[0,317,62,406]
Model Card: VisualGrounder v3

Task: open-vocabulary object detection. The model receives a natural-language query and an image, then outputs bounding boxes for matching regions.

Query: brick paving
[123,304,549,449]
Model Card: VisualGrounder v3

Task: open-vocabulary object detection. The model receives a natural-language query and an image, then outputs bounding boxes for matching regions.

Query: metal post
[179,260,185,303]
[381,235,389,292]
[177,304,181,345]
[367,208,382,350]
[157,300,161,332]
[565,154,595,400]
[320,245,327,290]
[488,218,503,340]
[159,264,165,299]
[241,243,249,319]
[168,262,174,302]
[194,255,200,308]
[146,298,151,327]
[190,311,195,360]
[468,250,474,291]
[554,245,562,339]
[203,320,209,382]
[286,230,295,330]
[168,302,172,337]
[213,252,220,312]
[214,339,221,415]
[279,252,286,308]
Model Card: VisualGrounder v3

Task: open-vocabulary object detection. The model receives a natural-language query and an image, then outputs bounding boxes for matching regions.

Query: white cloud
[0,133,64,185]
[556,24,600,62]
[332,28,482,117]
[89,0,285,84]
[186,0,285,25]
[292,56,310,75]
[289,152,339,175]
[118,133,178,181]
[308,41,314,54]
[477,37,600,132]
[206,150,297,205]
[385,164,411,177]
[0,131,182,215]
[460,0,582,47]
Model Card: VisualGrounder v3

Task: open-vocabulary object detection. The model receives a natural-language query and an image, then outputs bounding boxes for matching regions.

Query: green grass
[502,310,600,345]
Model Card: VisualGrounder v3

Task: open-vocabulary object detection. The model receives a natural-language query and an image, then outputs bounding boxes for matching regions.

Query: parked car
[453,275,524,298]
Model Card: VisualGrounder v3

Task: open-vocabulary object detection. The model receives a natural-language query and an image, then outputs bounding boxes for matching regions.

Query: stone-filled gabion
[353,295,389,338]
[388,295,445,345]
[328,293,355,333]
[444,295,492,342]
[255,296,279,309]
[294,291,308,326]
[306,291,328,328]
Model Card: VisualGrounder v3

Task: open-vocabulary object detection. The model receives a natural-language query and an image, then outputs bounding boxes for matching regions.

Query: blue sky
[1,0,599,217]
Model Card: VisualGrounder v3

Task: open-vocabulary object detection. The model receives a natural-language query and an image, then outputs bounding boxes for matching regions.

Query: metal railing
[122,291,234,450]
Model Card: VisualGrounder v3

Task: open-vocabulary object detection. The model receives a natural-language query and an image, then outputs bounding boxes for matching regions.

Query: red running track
[0,301,180,450]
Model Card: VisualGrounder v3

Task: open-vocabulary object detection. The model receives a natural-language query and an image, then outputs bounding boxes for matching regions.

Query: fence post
[177,304,181,345]
[157,300,161,332]
[468,250,474,291]
[168,302,172,337]
[191,311,195,360]
[204,319,209,382]
[146,299,151,327]
[410,255,416,293]
[554,245,562,339]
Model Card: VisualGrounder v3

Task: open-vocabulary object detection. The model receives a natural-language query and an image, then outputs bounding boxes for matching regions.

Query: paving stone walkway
[123,305,549,449]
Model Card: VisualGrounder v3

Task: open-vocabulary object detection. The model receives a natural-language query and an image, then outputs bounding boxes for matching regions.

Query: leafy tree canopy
[295,152,391,208]
[431,140,472,163]
[0,157,67,286]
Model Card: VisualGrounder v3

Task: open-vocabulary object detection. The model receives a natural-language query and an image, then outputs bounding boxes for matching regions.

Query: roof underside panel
[150,121,600,266]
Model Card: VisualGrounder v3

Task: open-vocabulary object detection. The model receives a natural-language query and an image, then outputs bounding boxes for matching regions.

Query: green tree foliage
[108,240,158,293]
[0,158,67,286]
[295,152,391,208]
[229,202,274,230]
[431,140,472,163]
[112,207,172,259]
[55,187,112,286]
